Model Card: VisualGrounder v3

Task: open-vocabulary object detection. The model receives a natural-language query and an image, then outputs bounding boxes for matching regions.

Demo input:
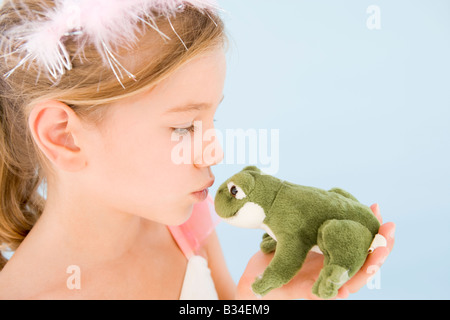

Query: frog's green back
[265,182,380,244]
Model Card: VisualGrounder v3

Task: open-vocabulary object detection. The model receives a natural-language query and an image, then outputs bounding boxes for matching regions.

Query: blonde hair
[0,0,228,269]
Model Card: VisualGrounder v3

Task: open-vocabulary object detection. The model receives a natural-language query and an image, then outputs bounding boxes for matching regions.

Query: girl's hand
[236,204,395,300]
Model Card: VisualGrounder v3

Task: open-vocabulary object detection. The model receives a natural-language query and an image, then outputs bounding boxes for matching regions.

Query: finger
[363,223,393,273]
[377,222,396,253]
[336,286,350,299]
[370,203,382,224]
[365,246,390,270]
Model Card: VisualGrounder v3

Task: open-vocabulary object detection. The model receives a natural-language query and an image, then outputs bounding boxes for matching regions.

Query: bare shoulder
[0,260,75,299]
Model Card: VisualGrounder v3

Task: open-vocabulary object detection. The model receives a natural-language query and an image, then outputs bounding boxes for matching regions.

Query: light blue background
[212,0,450,300]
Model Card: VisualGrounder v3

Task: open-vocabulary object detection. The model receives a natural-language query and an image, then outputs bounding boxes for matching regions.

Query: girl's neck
[7,178,169,272]
[36,184,168,263]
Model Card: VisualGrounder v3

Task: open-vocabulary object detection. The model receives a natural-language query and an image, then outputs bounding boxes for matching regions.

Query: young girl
[0,0,394,299]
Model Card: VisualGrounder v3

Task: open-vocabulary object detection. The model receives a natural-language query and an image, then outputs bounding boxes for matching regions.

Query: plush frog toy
[214,166,386,299]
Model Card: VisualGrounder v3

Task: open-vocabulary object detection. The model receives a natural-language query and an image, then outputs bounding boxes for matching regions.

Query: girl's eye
[172,118,217,136]
[172,125,196,136]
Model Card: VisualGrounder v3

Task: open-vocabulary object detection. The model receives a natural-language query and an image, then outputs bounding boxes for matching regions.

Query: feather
[2,0,222,85]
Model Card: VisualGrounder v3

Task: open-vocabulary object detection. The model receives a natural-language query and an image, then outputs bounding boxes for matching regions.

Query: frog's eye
[227,181,246,200]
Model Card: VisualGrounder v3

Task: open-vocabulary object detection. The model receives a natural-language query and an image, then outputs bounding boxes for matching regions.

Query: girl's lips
[191,188,209,202]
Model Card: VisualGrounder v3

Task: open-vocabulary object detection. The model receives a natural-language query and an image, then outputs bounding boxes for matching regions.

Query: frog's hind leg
[312,219,374,299]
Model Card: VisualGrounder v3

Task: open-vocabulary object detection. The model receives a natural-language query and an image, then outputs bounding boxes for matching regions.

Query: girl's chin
[165,204,194,226]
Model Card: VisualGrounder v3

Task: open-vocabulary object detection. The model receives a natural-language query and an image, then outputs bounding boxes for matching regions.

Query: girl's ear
[28,100,87,172]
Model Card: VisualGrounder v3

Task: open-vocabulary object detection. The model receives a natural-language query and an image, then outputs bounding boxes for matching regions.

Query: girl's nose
[194,129,224,168]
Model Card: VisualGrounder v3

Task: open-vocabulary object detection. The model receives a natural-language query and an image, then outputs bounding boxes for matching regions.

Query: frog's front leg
[252,237,310,297]
[260,233,277,254]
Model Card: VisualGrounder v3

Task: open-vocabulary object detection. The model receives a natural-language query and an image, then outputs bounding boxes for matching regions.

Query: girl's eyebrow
[164,95,225,114]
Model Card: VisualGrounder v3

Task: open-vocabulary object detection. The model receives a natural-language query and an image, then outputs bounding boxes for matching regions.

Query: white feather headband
[1,0,222,88]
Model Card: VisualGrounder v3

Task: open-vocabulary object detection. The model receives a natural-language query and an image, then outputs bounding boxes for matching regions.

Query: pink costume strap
[168,195,220,259]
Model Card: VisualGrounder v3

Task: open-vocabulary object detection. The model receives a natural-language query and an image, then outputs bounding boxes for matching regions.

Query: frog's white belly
[222,201,323,254]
